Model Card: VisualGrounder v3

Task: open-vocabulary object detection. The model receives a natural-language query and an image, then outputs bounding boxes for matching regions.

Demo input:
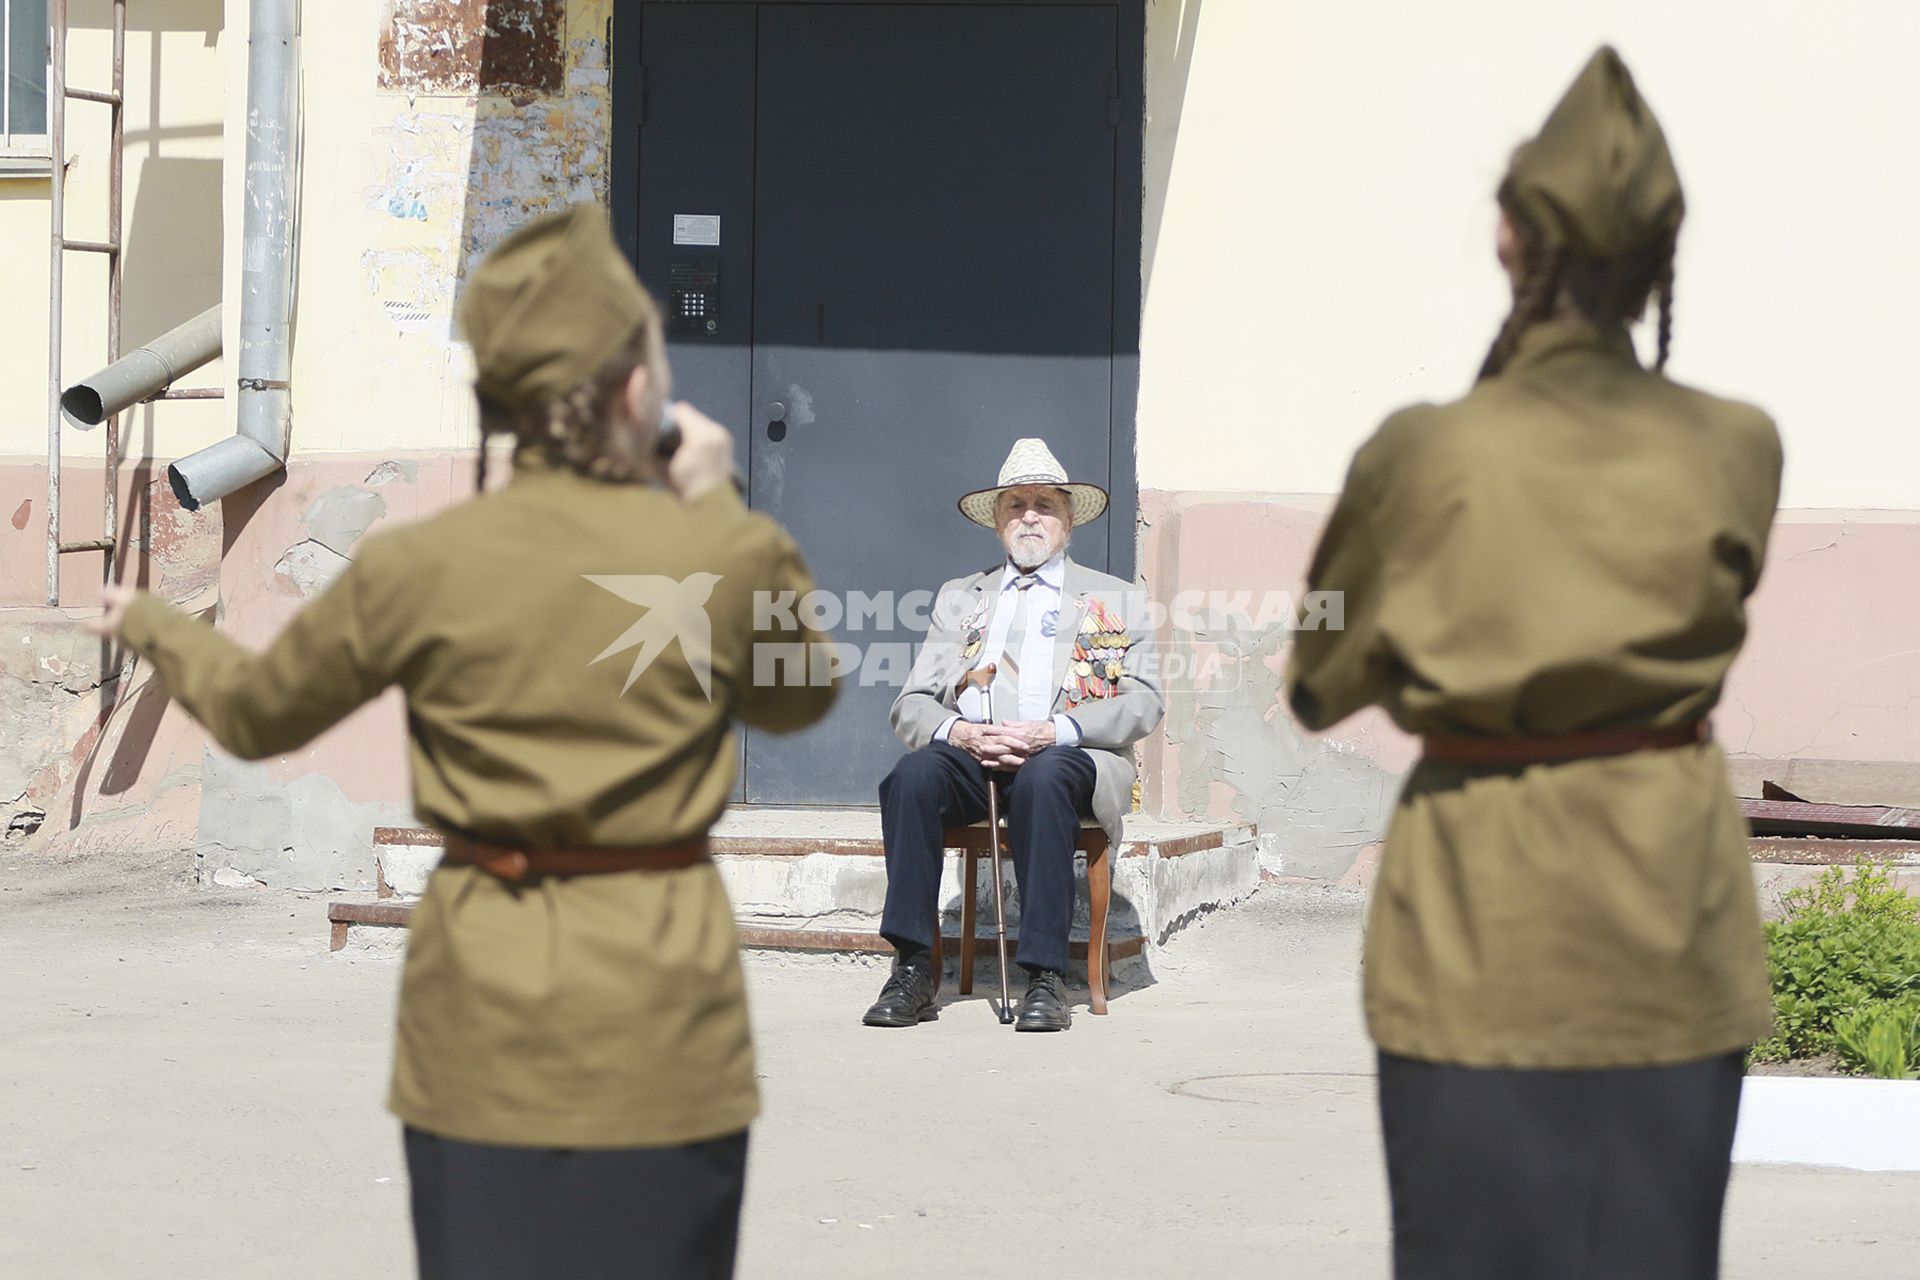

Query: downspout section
[61,305,223,427]
[167,0,298,512]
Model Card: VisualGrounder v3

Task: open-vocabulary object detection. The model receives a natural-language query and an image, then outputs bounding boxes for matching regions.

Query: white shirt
[935,556,1082,747]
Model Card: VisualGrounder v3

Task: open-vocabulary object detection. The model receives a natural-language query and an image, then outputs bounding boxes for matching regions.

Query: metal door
[622,3,1124,804]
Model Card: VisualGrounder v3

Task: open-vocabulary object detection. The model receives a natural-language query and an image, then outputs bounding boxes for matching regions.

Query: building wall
[0,1,229,465]
[296,0,613,454]
[2,0,614,880]
[0,2,228,852]
[1137,0,1920,508]
[4,0,1916,885]
[1134,0,1920,876]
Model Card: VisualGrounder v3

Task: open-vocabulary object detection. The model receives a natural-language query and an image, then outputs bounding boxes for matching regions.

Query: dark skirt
[404,1126,749,1280]
[1377,1051,1744,1280]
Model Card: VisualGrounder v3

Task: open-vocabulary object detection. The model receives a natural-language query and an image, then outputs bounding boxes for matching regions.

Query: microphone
[656,414,747,496]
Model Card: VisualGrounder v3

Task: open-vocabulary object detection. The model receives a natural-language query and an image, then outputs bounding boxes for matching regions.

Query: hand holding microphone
[657,402,748,501]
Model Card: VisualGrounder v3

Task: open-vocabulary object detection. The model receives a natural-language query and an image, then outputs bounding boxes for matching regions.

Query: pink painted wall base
[3,464,1915,886]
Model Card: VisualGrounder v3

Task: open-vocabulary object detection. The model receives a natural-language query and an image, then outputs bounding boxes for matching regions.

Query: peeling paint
[9,500,28,531]
[366,110,473,226]
[361,15,612,343]
[141,473,222,604]
[274,540,352,598]
[786,384,817,427]
[197,754,408,891]
[304,487,388,558]
[378,0,565,97]
[366,460,420,487]
[461,78,611,268]
[362,248,456,337]
[1163,620,1394,881]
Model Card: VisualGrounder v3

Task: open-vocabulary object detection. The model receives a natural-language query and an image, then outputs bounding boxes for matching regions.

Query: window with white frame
[3,0,50,168]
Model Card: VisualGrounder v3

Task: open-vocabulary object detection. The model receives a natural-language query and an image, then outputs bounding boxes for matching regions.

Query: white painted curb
[1733,1077,1920,1172]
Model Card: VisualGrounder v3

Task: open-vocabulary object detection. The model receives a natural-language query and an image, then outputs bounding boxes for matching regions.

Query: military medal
[1062,595,1133,708]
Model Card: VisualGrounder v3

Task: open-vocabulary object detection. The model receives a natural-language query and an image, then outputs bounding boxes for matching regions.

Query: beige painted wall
[1139,0,1920,509]
[0,1,227,464]
[12,0,1916,507]
[288,0,612,455]
[0,0,613,468]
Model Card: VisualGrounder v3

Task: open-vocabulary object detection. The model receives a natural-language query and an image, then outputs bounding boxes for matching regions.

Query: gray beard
[1008,535,1057,572]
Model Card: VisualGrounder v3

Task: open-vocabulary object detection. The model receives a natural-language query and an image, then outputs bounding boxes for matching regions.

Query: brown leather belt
[1421,722,1709,765]
[441,835,711,883]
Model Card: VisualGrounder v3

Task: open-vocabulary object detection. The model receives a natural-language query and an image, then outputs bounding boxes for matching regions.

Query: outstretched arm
[99,564,392,761]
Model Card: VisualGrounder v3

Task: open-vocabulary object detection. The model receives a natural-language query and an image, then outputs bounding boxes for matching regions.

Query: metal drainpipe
[61,305,223,427]
[166,0,298,513]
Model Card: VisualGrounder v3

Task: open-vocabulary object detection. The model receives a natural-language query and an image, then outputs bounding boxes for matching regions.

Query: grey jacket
[889,557,1164,843]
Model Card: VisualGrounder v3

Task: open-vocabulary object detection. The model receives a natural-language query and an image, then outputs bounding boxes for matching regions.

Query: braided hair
[472,321,671,493]
[1478,233,1568,382]
[1480,188,1679,381]
[1652,255,1675,373]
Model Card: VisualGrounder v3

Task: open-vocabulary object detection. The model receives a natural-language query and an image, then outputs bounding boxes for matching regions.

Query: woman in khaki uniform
[1289,49,1781,1278]
[97,207,836,1278]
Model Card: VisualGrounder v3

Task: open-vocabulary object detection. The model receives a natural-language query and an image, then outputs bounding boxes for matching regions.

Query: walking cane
[961,665,1017,1025]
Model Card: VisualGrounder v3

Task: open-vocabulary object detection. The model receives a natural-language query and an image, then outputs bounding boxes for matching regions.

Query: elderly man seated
[864,439,1164,1032]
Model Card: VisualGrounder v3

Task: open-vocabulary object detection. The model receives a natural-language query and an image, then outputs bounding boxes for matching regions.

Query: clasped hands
[950,718,1056,770]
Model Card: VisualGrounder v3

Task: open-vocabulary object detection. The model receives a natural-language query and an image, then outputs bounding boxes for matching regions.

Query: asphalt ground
[3,852,1915,1278]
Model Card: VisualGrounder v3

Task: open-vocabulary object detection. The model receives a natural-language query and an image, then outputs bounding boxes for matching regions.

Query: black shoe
[862,959,938,1028]
[1015,968,1071,1032]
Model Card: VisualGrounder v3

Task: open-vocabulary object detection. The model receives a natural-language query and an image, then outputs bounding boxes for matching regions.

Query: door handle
[766,400,787,424]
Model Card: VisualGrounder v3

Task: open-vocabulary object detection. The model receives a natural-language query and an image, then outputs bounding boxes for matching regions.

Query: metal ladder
[43,0,221,606]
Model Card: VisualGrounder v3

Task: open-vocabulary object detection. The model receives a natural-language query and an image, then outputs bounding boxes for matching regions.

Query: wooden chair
[936,819,1115,1015]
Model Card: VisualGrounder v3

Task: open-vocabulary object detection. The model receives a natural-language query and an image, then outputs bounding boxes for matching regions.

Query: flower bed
[1749,863,1920,1080]
[1733,862,1920,1170]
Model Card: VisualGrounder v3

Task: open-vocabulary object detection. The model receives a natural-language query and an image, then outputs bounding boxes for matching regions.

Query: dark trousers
[1376,1051,1745,1280]
[404,1126,749,1280]
[878,740,1096,974]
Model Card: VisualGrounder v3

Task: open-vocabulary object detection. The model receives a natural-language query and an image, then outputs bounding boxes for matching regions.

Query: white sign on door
[673,214,722,247]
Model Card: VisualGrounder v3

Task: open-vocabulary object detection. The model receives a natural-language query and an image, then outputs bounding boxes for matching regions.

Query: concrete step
[1748,836,1920,915]
[331,811,1267,956]
[1746,836,1920,866]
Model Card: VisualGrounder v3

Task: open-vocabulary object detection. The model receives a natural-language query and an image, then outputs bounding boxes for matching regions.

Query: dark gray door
[626,3,1122,805]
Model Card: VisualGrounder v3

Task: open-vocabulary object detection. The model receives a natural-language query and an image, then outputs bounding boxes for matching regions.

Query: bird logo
[583,573,724,699]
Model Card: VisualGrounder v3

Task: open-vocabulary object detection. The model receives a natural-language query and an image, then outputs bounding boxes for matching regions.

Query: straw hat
[957,438,1109,528]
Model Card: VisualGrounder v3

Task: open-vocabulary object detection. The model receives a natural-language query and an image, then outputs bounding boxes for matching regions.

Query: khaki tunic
[1288,316,1781,1069]
[122,457,835,1145]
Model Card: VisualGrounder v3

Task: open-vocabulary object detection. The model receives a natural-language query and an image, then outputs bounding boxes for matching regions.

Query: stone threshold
[369,815,1250,899]
[375,813,1247,860]
[327,902,1149,964]
[337,813,1260,951]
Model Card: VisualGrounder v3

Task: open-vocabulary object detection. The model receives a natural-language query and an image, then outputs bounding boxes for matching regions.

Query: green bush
[1833,998,1920,1080]
[1750,863,1920,1075]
